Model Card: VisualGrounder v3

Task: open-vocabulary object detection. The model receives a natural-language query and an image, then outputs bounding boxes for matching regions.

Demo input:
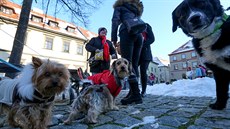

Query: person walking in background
[199,65,206,77]
[139,23,155,97]
[86,27,117,75]
[111,0,144,105]
[186,67,193,80]
[195,65,202,78]
[148,73,155,85]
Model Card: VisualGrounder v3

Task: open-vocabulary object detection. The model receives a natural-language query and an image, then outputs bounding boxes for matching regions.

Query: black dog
[172,0,230,110]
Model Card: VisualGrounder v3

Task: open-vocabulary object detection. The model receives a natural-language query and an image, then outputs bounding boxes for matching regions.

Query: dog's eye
[117,61,121,65]
[59,72,63,77]
[45,72,50,77]
[124,61,128,65]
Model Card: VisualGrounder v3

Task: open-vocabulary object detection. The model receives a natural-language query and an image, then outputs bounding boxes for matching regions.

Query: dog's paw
[209,103,226,110]
[63,120,71,125]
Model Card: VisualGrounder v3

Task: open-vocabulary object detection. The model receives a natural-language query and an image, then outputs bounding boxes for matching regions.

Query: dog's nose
[121,66,125,70]
[52,80,58,86]
[189,14,201,25]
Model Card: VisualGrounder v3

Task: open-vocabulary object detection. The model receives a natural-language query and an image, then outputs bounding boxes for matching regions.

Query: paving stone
[195,118,230,129]
[93,124,123,129]
[158,116,190,128]
[1,94,230,129]
[187,125,212,129]
[114,116,142,126]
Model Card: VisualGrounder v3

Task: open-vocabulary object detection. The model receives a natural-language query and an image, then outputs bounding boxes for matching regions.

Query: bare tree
[6,0,103,78]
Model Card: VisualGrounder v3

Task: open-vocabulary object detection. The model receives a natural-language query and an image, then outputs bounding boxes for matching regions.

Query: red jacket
[87,70,121,97]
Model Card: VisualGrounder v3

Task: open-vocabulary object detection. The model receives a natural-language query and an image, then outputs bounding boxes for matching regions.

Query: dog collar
[22,89,55,104]
[200,13,229,40]
[213,13,229,32]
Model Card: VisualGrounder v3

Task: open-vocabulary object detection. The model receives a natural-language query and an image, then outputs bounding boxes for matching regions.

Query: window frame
[62,41,70,53]
[0,6,13,14]
[76,44,83,55]
[174,64,178,70]
[48,20,58,28]
[44,36,53,50]
[31,15,43,23]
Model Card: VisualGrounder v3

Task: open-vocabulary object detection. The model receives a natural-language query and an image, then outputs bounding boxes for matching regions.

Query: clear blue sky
[12,0,230,60]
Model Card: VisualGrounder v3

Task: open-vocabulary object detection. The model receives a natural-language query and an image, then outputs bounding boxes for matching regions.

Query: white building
[153,57,170,83]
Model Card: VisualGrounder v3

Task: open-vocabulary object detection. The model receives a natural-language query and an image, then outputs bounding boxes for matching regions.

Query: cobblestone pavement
[1,90,230,129]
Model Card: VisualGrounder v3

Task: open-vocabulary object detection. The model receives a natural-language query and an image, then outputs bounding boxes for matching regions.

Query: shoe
[120,95,142,105]
[141,93,146,98]
[209,102,227,110]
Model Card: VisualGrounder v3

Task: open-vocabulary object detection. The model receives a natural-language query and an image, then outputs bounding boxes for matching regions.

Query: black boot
[209,95,228,110]
[121,75,142,105]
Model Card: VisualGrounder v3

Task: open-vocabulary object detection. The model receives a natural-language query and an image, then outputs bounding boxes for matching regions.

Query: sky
[11,0,230,61]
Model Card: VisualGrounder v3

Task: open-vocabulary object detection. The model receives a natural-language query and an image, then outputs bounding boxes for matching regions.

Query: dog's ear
[32,56,43,68]
[208,0,223,16]
[110,60,117,74]
[172,10,179,32]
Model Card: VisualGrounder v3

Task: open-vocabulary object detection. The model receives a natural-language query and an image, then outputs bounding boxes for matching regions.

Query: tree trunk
[6,0,33,78]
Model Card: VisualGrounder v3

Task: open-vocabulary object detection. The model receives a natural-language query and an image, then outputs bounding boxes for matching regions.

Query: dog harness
[88,70,121,97]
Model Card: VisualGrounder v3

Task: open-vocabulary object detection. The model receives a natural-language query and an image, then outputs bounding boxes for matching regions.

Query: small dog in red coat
[64,58,132,124]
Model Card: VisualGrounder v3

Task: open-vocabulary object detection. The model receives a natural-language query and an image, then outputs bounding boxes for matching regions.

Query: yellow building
[0,1,96,72]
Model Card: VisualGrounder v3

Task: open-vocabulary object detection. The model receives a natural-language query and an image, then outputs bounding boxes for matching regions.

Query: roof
[0,1,96,40]
[153,57,169,67]
[169,40,194,55]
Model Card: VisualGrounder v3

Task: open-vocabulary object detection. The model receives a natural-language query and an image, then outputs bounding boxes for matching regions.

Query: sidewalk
[1,90,230,129]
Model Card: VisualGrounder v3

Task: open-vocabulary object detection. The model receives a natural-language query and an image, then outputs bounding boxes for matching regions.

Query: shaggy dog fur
[64,58,132,124]
[172,0,230,110]
[0,57,70,129]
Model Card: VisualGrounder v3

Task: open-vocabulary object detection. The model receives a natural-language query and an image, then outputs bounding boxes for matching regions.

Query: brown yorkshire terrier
[64,58,132,124]
[0,57,70,129]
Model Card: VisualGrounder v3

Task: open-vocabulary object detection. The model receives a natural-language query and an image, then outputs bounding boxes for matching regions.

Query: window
[192,62,198,68]
[174,64,178,70]
[62,41,70,53]
[0,6,13,14]
[182,62,187,69]
[44,37,53,50]
[31,15,43,23]
[181,54,186,59]
[76,44,83,55]
[173,56,177,61]
[66,26,75,33]
[191,52,196,57]
[48,20,58,28]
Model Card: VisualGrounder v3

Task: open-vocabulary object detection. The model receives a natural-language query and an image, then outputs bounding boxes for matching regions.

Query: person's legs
[120,31,143,104]
[140,61,150,97]
[132,34,143,77]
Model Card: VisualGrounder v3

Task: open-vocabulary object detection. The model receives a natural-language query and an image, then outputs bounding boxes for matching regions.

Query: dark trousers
[119,30,143,77]
[139,61,150,94]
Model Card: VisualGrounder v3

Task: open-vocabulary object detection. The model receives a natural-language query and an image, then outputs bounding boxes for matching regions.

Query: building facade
[168,40,202,80]
[0,1,96,73]
[152,57,170,83]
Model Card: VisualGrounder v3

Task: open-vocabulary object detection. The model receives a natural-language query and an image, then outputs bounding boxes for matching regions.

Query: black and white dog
[172,0,230,110]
